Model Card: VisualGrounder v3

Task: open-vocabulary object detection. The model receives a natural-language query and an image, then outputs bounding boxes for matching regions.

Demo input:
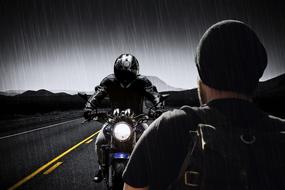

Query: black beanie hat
[196,20,267,94]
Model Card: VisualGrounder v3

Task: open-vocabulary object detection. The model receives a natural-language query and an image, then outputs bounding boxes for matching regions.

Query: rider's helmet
[114,54,139,86]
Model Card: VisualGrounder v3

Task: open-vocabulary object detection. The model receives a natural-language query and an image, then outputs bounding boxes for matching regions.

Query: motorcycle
[78,93,169,190]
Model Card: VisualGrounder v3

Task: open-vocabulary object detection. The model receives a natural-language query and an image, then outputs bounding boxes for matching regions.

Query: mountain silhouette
[256,73,285,98]
[0,74,284,118]
[1,76,182,96]
[146,76,182,92]
[0,90,25,96]
[16,89,70,97]
[254,73,285,118]
[161,88,199,107]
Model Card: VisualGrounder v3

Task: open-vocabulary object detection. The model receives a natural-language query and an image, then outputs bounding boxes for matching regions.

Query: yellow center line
[8,130,100,190]
[85,139,94,144]
[43,162,63,175]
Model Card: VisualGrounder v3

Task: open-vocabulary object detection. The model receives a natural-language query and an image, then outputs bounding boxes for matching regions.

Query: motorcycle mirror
[78,92,88,101]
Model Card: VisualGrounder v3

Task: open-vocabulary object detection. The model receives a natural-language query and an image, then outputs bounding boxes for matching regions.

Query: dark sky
[0,0,284,91]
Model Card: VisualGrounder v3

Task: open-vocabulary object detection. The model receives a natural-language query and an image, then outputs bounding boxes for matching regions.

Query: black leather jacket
[85,74,160,114]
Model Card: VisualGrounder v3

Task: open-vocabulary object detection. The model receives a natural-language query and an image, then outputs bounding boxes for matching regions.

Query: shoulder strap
[168,106,204,189]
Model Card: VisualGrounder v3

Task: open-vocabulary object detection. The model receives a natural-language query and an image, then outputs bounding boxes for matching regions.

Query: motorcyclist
[84,53,161,183]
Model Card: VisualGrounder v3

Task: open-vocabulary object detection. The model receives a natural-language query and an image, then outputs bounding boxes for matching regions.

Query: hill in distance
[0,90,26,96]
[0,74,284,118]
[52,76,182,94]
[256,73,285,98]
[16,89,70,97]
[147,76,183,92]
[3,74,285,99]
[0,76,183,96]
[254,73,285,118]
[163,73,285,117]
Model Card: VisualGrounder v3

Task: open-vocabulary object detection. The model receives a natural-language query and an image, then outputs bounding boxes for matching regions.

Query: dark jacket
[123,99,285,189]
[85,74,160,114]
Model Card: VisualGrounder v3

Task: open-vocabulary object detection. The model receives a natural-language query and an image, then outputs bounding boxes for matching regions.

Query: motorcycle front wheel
[111,159,128,190]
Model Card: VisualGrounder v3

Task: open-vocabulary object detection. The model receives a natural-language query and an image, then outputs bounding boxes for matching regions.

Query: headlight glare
[113,122,131,141]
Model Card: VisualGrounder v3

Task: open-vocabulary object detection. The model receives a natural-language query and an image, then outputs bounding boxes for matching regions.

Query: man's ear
[197,79,207,105]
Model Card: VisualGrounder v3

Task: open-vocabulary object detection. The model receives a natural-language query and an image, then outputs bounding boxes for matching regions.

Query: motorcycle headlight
[113,122,132,141]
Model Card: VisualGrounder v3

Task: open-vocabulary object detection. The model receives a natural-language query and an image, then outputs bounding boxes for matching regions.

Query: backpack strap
[168,106,205,189]
[168,105,228,189]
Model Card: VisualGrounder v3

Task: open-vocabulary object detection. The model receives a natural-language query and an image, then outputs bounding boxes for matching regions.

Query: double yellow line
[8,130,100,190]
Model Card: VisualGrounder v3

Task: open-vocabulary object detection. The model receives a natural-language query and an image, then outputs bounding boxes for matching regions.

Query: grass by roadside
[0,110,84,135]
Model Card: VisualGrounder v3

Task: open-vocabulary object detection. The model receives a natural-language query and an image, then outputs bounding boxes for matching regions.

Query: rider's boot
[93,168,103,183]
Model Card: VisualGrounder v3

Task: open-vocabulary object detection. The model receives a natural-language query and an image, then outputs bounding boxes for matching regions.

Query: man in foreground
[123,20,285,190]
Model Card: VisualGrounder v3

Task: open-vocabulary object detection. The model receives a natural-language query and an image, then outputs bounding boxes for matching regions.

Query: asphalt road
[0,117,106,190]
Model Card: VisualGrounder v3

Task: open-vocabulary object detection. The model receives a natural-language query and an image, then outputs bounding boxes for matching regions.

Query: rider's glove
[83,110,93,120]
[149,109,163,119]
[154,109,163,118]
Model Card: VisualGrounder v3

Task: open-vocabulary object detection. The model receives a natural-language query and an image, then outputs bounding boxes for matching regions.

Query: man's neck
[198,80,253,105]
[206,90,252,104]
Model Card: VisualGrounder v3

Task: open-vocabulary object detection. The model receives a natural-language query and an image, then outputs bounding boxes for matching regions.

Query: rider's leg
[94,128,108,182]
[95,129,107,165]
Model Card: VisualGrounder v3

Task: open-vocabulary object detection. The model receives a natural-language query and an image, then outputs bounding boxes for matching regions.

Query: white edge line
[0,118,82,140]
